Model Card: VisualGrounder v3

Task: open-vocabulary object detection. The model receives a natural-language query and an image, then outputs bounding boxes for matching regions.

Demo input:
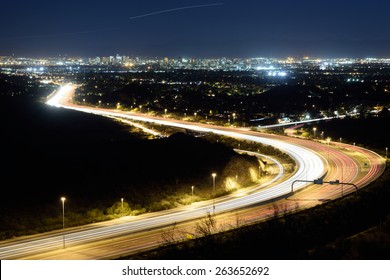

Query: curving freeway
[0,84,386,259]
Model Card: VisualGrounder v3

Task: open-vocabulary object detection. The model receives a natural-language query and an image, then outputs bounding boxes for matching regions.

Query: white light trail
[46,84,73,107]
[0,84,325,259]
[50,85,325,198]
[129,3,224,20]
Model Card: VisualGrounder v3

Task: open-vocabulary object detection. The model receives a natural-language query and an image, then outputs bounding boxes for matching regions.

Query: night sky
[1,0,390,58]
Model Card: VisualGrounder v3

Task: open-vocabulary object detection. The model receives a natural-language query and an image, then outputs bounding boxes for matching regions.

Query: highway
[0,84,385,259]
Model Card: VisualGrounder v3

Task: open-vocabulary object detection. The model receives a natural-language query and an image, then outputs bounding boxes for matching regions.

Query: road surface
[0,84,385,259]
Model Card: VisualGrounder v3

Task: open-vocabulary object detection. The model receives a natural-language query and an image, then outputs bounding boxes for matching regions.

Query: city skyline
[1,0,390,58]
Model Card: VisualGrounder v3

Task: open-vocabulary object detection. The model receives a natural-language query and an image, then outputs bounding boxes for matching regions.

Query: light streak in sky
[0,3,223,40]
[129,3,224,20]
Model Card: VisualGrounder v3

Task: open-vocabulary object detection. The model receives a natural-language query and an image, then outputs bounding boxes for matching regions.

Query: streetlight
[211,173,216,215]
[61,197,66,249]
[212,173,216,193]
[191,186,194,202]
[313,127,317,139]
[386,147,388,158]
[121,198,124,217]
[326,137,331,163]
[194,112,197,121]
[164,108,167,117]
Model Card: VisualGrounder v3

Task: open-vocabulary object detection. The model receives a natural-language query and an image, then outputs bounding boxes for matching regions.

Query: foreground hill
[0,96,258,239]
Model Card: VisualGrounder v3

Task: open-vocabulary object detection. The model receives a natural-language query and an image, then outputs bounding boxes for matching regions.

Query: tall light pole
[212,173,216,193]
[313,127,317,139]
[191,186,194,203]
[61,197,66,249]
[212,173,216,215]
[164,108,167,117]
[327,137,331,164]
[121,198,124,217]
[386,147,388,158]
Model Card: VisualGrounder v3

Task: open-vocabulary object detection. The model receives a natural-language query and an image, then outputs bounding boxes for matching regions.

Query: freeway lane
[0,84,385,259]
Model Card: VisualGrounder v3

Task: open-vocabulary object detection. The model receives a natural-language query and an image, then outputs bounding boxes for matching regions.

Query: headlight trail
[46,84,325,210]
[0,85,329,259]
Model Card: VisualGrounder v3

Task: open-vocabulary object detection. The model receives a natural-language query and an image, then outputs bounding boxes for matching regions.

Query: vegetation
[307,114,390,154]
[118,114,390,260]
[124,162,390,260]
[1,74,388,258]
[0,96,293,240]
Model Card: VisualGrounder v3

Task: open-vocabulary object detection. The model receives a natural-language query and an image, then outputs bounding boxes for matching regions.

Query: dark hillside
[0,96,257,237]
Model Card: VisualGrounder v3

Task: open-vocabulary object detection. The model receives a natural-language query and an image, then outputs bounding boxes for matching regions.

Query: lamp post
[121,198,124,217]
[212,173,216,193]
[164,108,167,117]
[313,127,317,139]
[61,197,66,249]
[212,173,216,215]
[191,186,194,202]
[386,147,388,158]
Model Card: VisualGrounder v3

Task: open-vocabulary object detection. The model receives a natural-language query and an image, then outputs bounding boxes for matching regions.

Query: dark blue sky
[1,0,390,58]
